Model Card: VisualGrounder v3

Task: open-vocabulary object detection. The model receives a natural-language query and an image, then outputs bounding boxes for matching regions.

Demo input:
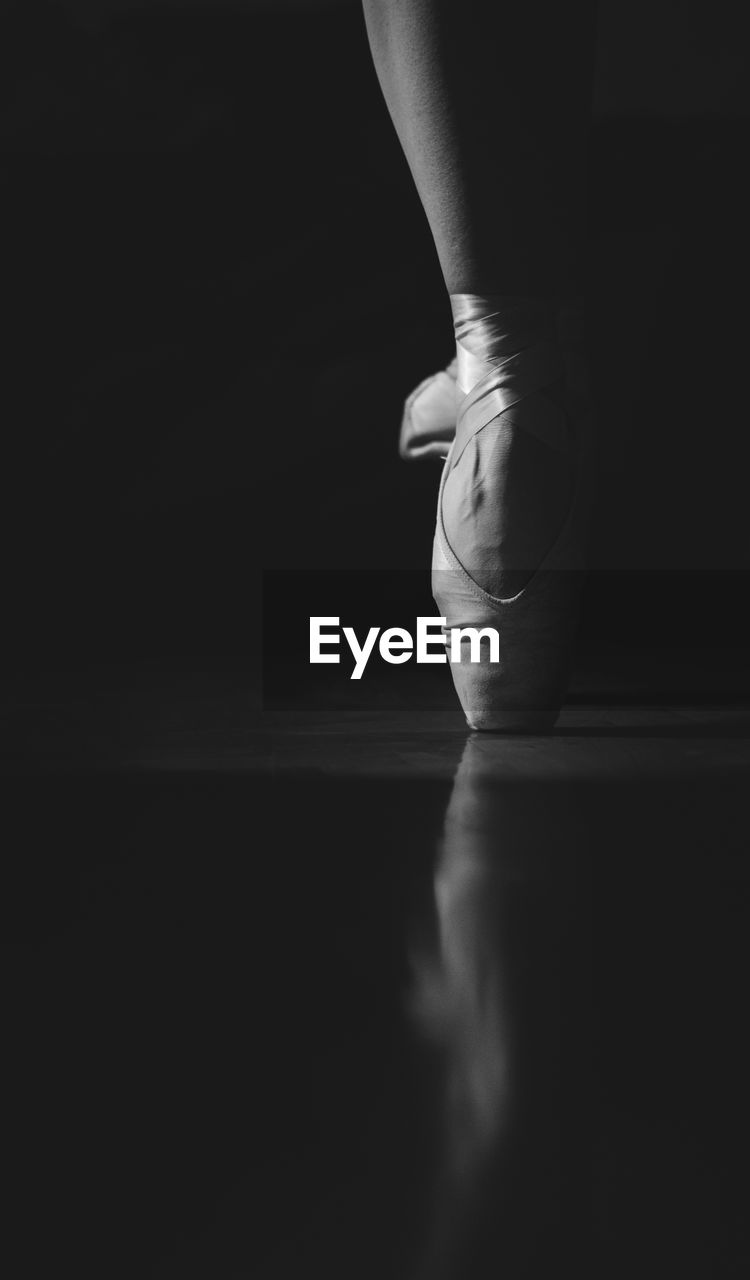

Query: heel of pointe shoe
[399,359,458,461]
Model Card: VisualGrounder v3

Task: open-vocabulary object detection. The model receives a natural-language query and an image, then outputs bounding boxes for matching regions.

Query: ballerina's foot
[433,294,590,733]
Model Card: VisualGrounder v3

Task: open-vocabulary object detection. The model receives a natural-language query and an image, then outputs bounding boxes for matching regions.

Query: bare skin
[361,0,598,296]
[361,0,598,594]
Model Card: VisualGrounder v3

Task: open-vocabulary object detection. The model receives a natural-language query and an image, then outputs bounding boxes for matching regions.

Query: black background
[3,7,750,1279]
[4,0,750,679]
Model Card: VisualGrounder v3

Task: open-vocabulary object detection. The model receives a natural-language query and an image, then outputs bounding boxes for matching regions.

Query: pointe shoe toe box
[450,648,569,733]
[433,527,584,734]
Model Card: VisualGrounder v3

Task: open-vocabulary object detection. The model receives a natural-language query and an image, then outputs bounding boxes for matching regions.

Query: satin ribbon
[449,293,576,465]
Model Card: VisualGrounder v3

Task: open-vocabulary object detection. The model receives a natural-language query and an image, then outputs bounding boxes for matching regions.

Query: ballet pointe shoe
[399,357,458,461]
[432,296,592,733]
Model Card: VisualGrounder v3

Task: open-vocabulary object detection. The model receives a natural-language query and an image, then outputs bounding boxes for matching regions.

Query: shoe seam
[436,418,588,612]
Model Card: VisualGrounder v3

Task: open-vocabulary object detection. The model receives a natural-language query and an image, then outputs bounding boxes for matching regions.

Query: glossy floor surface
[3,670,750,1278]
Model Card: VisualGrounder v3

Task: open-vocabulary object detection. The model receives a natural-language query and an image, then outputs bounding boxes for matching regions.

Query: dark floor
[3,661,750,1278]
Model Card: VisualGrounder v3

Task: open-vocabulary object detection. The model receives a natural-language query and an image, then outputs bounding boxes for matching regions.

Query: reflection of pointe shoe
[399,358,458,461]
[432,296,592,733]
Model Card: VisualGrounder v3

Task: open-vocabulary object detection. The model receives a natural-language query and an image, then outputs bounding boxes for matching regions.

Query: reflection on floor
[2,673,749,1277]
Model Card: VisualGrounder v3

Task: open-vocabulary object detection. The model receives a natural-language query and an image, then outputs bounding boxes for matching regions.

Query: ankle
[450,293,587,405]
[449,294,561,399]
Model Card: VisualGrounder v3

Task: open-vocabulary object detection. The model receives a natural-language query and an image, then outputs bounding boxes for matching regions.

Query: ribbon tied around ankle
[450,295,569,468]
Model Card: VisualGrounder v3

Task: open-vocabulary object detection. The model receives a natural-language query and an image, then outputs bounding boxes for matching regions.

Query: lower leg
[363,0,598,598]
[361,0,598,297]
